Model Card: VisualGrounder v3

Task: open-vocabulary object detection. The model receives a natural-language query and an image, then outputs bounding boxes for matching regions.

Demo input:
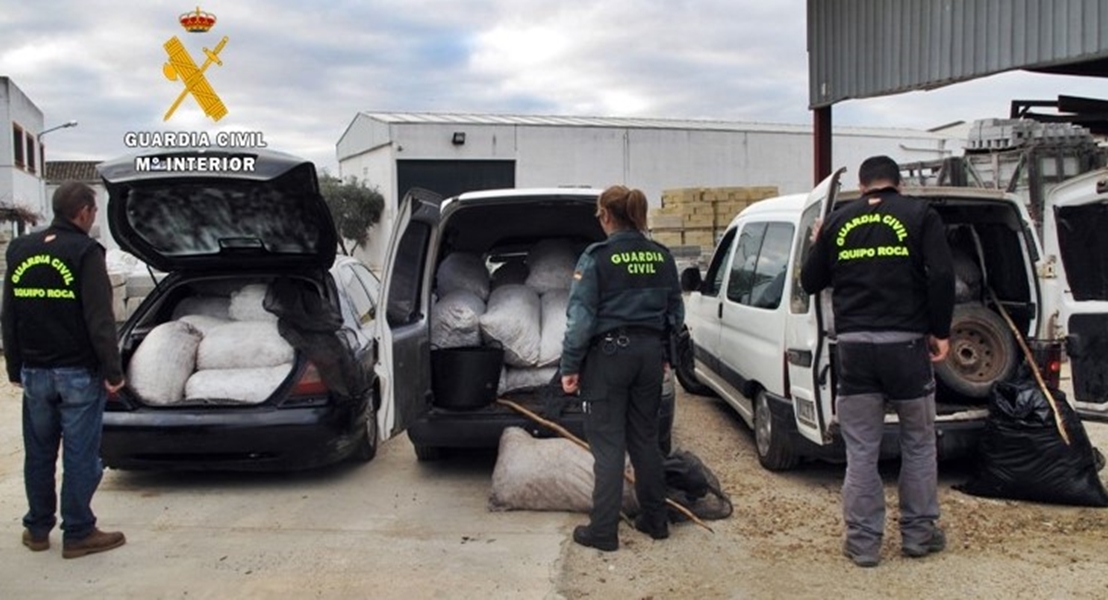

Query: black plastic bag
[263,277,368,399]
[956,373,1108,507]
[663,450,733,521]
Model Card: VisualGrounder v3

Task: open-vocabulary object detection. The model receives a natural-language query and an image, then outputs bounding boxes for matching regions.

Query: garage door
[397,160,515,204]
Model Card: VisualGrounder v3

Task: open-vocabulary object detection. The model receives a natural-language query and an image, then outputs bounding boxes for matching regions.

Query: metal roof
[44,160,101,183]
[355,111,951,139]
[808,0,1108,108]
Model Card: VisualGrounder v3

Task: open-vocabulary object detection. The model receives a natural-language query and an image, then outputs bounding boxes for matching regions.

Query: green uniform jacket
[560,230,684,375]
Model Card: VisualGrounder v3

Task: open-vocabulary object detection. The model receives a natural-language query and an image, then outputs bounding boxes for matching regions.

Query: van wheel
[413,443,442,462]
[754,390,798,471]
[935,304,1017,398]
[675,328,716,397]
[352,405,378,463]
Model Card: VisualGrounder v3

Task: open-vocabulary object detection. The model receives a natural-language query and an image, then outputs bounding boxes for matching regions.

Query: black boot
[633,515,670,540]
[573,525,618,552]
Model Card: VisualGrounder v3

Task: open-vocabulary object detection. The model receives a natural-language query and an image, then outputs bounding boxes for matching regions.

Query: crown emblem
[179,6,216,33]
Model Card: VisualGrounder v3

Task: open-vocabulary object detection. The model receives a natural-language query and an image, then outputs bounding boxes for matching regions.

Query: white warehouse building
[336,112,962,270]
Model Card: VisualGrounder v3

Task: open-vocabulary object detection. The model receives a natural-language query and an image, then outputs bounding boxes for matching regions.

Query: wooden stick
[986,289,1071,445]
[496,397,715,533]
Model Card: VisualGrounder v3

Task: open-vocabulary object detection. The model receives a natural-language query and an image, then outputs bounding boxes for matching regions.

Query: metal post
[814,106,832,185]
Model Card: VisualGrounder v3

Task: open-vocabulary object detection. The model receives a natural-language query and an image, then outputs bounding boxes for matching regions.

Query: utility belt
[590,326,663,355]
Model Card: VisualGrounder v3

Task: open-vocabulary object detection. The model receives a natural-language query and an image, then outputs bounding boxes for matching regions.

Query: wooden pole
[986,289,1070,445]
[496,398,715,533]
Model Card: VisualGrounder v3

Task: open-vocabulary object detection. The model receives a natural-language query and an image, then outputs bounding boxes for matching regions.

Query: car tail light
[289,362,329,398]
[105,391,130,411]
[1029,340,1063,391]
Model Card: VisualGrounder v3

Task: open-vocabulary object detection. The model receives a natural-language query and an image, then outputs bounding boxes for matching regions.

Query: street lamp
[37,120,79,222]
[38,119,78,141]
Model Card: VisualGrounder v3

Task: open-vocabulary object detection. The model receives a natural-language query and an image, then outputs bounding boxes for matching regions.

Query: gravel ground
[557,386,1108,600]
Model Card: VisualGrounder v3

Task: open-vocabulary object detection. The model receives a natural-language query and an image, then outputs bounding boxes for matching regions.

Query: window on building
[25,132,36,174]
[12,124,25,169]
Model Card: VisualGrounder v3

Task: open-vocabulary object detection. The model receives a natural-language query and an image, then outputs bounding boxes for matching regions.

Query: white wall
[0,78,46,223]
[338,115,962,270]
[43,181,115,249]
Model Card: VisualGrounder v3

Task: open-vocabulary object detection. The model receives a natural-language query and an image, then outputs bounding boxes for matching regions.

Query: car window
[386,223,431,326]
[341,266,376,326]
[701,228,737,297]
[726,223,767,304]
[749,223,794,309]
[352,263,380,309]
[791,202,822,314]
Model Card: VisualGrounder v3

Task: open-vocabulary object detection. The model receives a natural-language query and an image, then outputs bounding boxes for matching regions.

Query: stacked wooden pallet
[648,186,778,251]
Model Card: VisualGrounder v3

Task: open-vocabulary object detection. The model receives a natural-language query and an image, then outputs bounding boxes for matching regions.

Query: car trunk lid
[98,149,338,273]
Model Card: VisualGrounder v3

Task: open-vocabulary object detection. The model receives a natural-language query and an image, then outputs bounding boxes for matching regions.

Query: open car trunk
[426,195,605,415]
[118,275,327,407]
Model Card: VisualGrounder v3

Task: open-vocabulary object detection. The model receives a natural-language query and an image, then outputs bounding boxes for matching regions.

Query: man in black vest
[801,156,954,567]
[561,185,684,551]
[3,181,126,558]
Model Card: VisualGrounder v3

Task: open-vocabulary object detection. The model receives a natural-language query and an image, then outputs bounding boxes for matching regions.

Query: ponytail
[598,185,649,231]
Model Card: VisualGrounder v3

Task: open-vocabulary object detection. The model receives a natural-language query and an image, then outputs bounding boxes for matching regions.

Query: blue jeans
[21,366,107,541]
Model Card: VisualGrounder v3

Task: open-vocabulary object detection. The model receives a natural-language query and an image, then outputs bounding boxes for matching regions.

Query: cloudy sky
[3,0,1105,173]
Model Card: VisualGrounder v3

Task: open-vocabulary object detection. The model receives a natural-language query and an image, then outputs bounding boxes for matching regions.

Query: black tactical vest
[6,225,101,369]
[590,233,676,333]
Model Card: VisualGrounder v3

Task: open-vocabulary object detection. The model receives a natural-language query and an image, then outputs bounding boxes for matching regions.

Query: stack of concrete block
[967,118,1094,152]
[648,186,778,255]
[121,271,165,322]
[109,272,127,322]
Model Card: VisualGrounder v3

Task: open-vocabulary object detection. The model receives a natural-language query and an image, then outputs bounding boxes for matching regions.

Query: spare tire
[935,304,1018,398]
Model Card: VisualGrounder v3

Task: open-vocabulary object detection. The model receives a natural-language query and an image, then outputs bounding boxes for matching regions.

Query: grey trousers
[838,392,939,553]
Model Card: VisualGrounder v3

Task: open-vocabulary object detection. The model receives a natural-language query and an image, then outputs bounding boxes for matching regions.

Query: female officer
[560,184,684,551]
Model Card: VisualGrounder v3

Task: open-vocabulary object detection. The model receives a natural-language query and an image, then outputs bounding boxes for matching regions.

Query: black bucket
[430,346,504,409]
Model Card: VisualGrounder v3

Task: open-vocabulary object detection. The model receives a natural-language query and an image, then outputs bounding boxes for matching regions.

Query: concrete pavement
[0,377,577,599]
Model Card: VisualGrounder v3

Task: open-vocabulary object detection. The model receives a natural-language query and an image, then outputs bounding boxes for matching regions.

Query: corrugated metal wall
[809,0,1108,107]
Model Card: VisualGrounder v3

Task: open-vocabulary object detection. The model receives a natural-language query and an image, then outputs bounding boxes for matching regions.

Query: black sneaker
[573,525,618,552]
[842,542,880,568]
[633,515,670,540]
[902,527,946,558]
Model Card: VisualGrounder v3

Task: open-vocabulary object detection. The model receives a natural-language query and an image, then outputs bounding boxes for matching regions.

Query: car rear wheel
[352,404,378,463]
[935,304,1017,398]
[754,390,798,471]
[675,327,716,397]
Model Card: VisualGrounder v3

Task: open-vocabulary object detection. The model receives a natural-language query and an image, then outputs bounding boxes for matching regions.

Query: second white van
[676,169,1068,470]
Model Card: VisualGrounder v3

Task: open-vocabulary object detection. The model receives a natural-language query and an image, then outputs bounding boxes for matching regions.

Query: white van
[676,168,1070,470]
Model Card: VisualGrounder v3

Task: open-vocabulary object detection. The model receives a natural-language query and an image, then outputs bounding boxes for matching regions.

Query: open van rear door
[784,168,845,444]
[1040,168,1108,422]
[376,188,442,437]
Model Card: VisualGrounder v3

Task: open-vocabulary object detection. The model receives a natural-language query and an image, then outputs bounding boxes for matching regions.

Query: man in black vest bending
[3,181,127,558]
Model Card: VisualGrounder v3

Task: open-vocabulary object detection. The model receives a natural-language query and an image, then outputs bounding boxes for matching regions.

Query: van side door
[376,188,442,437]
[683,227,738,385]
[718,220,795,409]
[784,168,844,445]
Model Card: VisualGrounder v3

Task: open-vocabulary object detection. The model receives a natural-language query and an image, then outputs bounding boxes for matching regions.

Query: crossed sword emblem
[162,35,229,121]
